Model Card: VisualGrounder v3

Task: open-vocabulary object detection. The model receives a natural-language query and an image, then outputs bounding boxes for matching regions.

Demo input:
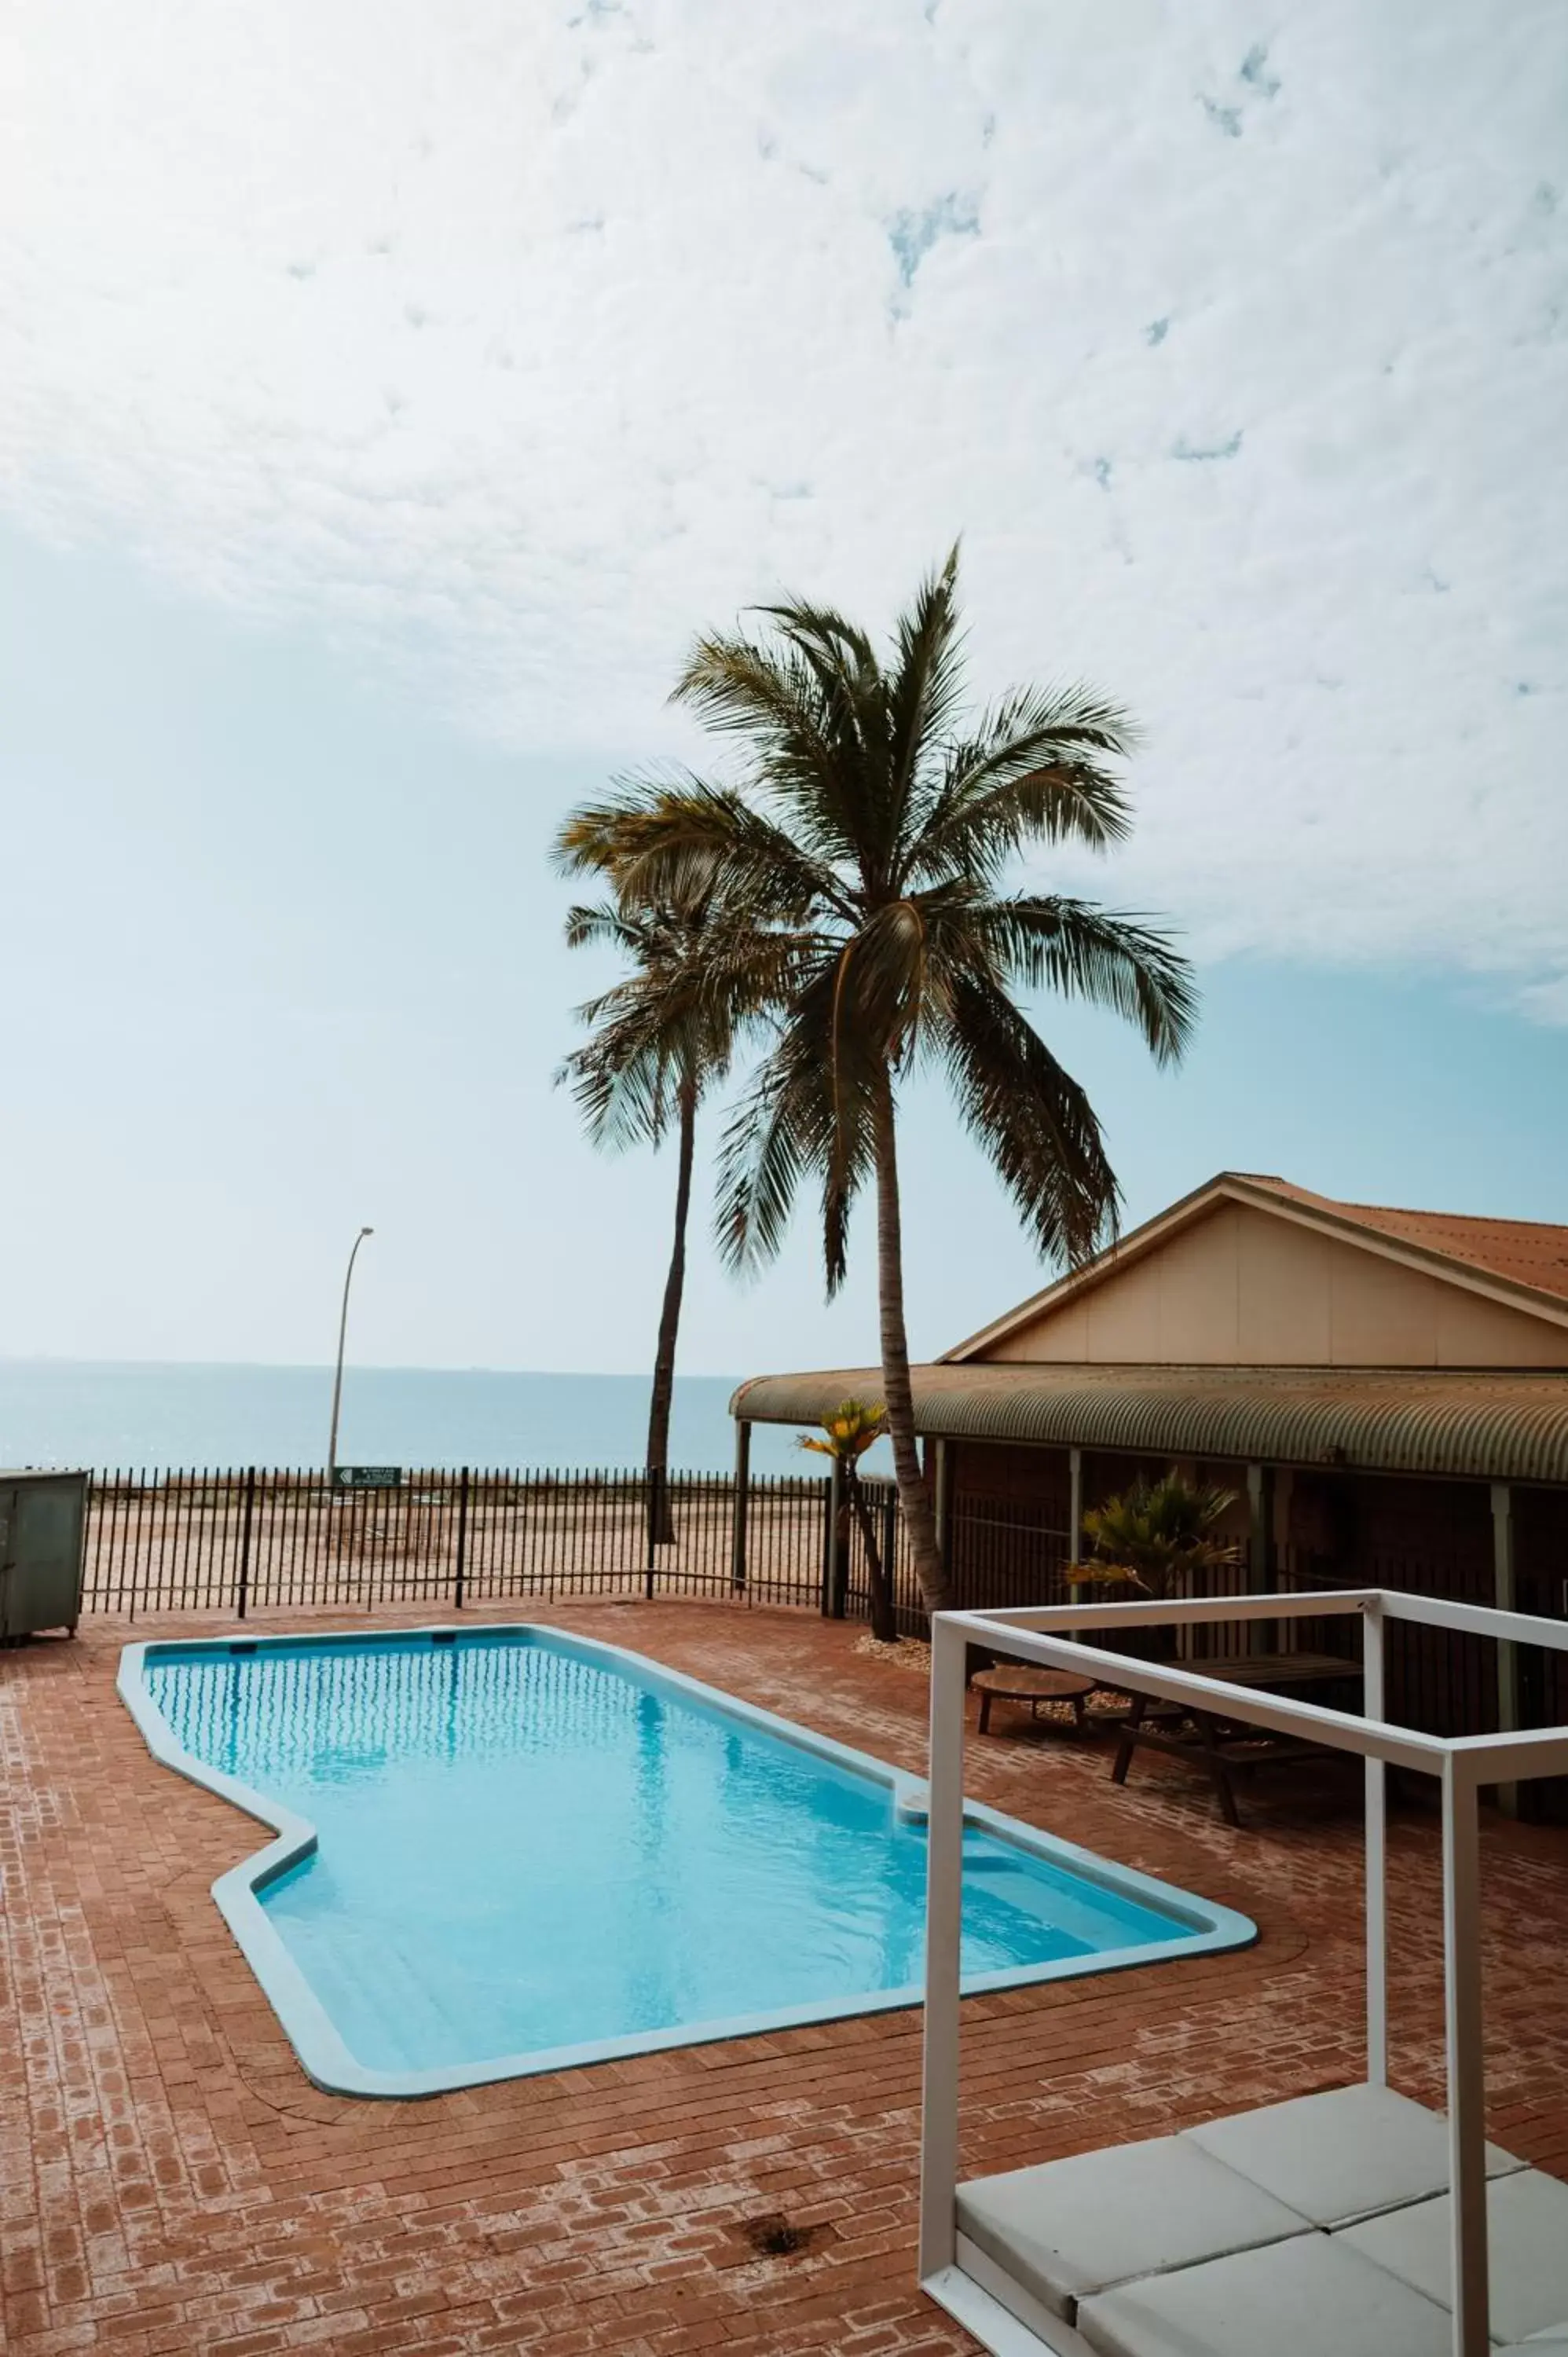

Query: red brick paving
[2,1600,1566,2355]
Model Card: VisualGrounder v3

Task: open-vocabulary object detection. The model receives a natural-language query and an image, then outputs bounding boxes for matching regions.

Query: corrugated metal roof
[728,1364,1568,1485]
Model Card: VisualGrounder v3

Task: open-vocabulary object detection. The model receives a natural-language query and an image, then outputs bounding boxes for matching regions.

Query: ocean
[0,1361,823,1478]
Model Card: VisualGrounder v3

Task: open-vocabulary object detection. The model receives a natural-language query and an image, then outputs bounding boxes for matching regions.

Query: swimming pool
[118,1626,1254,2095]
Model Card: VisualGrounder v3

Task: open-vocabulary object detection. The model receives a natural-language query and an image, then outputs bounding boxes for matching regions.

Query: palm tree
[555,884,747,1545]
[557,548,1196,1617]
[1079,1472,1240,1603]
[798,1398,899,1643]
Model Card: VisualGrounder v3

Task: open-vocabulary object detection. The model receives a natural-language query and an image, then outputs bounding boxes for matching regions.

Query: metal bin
[0,1470,88,1638]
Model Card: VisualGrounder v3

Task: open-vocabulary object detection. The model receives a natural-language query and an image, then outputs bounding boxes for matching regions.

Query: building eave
[729,1362,1568,1487]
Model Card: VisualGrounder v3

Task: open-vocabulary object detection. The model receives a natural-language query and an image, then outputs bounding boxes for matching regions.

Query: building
[731,1173,1568,1806]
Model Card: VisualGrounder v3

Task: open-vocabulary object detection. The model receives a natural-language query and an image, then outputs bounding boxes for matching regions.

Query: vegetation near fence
[82,1465,923,1623]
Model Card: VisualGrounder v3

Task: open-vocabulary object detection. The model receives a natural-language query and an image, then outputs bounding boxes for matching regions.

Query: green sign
[332,1465,402,1490]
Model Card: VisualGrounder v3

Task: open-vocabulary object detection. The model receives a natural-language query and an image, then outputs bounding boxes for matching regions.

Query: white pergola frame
[919,1589,1568,2357]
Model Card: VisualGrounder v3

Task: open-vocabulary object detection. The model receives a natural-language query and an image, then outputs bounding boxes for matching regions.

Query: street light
[327,1226,374,1484]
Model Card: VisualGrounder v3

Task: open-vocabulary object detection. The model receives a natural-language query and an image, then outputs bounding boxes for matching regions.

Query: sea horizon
[0,1357,840,1478]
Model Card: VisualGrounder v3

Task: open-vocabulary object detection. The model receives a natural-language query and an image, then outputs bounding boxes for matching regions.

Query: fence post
[825,1458,848,1618]
[932,1437,951,1569]
[881,1484,899,1620]
[730,1423,751,1594]
[819,1469,837,1616]
[454,1466,470,1611]
[1247,1461,1274,1659]
[236,1467,255,1622]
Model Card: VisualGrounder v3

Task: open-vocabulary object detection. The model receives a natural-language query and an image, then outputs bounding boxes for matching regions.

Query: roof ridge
[1237,1173,1568,1237]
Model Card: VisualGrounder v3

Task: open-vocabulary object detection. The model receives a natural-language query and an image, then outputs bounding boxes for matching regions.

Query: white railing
[919,1589,1568,2357]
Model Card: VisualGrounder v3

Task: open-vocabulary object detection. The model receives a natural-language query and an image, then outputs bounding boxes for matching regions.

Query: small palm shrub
[1076,1472,1240,1602]
[800,1400,899,1643]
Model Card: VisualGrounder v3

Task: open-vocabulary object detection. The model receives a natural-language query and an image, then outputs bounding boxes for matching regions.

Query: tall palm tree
[555,885,748,1544]
[558,548,1196,1616]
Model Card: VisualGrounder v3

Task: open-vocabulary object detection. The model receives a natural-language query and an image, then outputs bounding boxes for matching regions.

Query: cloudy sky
[2,0,1565,1380]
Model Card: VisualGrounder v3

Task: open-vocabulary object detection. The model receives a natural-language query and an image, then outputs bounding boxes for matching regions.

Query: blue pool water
[133,1629,1244,2091]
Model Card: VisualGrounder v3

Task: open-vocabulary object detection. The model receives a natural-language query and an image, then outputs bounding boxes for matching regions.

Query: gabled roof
[1239,1175,1568,1304]
[943,1171,1568,1364]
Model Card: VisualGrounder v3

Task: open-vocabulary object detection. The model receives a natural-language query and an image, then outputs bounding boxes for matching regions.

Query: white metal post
[1442,1754,1489,2357]
[907,1591,1568,2344]
[919,1613,968,2283]
[1364,1600,1388,2088]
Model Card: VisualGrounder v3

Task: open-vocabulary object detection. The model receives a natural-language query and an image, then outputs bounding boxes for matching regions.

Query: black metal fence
[1277,1544,1500,1739]
[947,1492,1073,1615]
[81,1465,925,1625]
[80,1464,1261,1639]
[942,1488,1255,1659]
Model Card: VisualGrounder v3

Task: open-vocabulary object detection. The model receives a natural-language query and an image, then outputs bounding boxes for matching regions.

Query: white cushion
[1185,2084,1525,2227]
[1340,2169,1568,2349]
[1077,2230,1456,2357]
[955,2133,1309,2323]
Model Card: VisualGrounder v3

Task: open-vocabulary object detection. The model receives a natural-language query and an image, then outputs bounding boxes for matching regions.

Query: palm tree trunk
[645,1075,697,1550]
[870,1067,949,1617]
[844,1461,899,1642]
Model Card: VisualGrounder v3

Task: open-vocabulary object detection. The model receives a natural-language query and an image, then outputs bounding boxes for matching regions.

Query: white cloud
[2,0,1566,1001]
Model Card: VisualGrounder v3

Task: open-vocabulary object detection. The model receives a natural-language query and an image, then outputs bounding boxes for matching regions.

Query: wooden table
[1109,1650,1364,1826]
[971,1664,1097,1736]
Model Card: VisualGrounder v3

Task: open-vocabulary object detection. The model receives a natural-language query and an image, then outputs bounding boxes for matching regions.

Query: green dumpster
[0,1471,88,1638]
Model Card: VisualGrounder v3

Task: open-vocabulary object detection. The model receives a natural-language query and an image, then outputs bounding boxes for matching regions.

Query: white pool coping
[117,1622,1257,2100]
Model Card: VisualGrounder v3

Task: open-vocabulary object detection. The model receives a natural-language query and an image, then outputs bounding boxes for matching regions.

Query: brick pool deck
[2,1604,1566,2356]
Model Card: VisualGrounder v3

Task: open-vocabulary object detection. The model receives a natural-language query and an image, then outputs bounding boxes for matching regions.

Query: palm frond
[555,1028,680,1151]
[935,972,1121,1266]
[712,1049,815,1276]
[904,684,1137,885]
[754,597,878,682]
[789,956,877,1291]
[582,778,856,929]
[675,625,885,875]
[969,895,1197,1065]
[553,779,690,878]
[885,542,967,837]
[556,859,800,1157]
[713,961,874,1293]
[797,1398,887,1462]
[562,900,654,957]
[832,899,931,1074]
[1081,1472,1240,1600]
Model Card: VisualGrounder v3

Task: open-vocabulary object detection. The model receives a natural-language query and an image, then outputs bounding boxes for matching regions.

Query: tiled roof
[1239,1175,1568,1308]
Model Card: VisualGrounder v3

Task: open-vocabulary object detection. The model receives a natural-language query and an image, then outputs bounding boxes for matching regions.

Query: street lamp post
[327,1226,374,1484]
